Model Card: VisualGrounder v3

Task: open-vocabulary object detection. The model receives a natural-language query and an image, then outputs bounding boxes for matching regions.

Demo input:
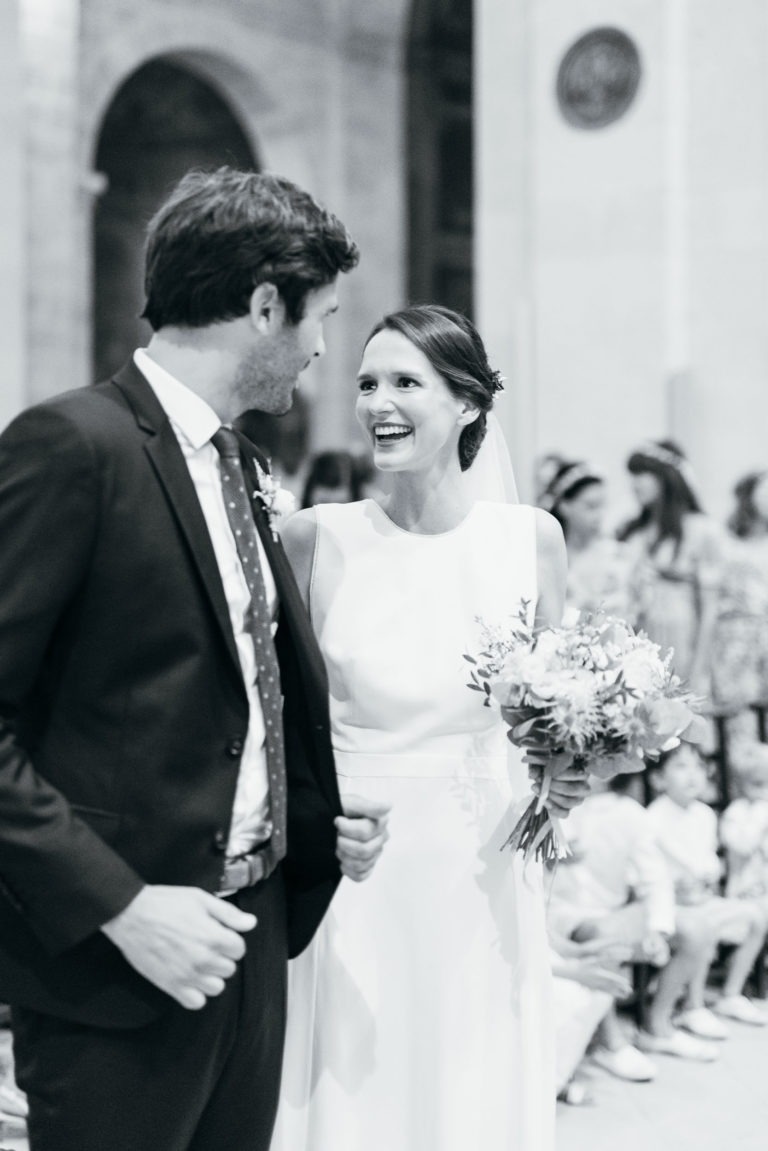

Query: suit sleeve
[0,404,144,954]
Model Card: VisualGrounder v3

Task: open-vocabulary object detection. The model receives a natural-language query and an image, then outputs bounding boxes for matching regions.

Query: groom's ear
[249,282,286,332]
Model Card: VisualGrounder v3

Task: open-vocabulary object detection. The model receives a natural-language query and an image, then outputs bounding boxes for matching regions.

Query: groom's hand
[101,885,257,1010]
[335,794,391,882]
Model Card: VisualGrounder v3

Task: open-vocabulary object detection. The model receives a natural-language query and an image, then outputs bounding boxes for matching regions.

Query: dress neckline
[368,498,480,539]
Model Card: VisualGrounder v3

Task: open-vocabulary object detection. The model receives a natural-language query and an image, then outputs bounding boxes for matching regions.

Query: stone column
[0,0,26,426]
[474,0,536,499]
[22,0,87,402]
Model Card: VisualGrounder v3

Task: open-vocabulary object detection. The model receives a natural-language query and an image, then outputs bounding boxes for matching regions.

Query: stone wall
[477,0,768,520]
[20,0,410,450]
[0,0,25,429]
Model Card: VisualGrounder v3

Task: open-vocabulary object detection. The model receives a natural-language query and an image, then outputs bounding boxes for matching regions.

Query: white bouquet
[466,603,702,862]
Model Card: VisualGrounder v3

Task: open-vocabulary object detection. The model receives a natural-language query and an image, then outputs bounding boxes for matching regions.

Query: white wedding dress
[271,499,554,1151]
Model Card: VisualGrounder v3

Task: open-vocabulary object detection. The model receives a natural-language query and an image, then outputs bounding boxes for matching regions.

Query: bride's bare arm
[533,507,567,629]
[280,509,318,608]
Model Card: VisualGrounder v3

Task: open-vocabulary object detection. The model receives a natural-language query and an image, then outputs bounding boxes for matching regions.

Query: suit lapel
[111,362,244,686]
[237,439,329,699]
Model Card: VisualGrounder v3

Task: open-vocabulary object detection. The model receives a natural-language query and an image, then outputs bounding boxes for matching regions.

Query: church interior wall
[19,0,409,453]
[480,0,768,519]
[10,0,768,518]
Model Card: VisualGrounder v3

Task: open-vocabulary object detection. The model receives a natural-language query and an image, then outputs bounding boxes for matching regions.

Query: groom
[0,167,388,1150]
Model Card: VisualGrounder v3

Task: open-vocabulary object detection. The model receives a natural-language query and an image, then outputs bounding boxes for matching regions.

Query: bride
[272,304,588,1151]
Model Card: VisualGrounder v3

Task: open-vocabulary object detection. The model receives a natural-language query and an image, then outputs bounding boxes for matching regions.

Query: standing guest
[728,471,768,541]
[0,166,387,1151]
[300,450,358,508]
[541,460,633,623]
[618,440,725,695]
[711,472,768,718]
[645,744,768,1033]
[533,451,567,504]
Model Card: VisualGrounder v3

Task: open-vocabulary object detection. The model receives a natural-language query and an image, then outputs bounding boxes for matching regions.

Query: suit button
[225,737,244,759]
[213,830,228,852]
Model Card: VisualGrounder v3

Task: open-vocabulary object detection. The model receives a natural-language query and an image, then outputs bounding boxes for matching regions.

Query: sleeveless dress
[271,499,555,1151]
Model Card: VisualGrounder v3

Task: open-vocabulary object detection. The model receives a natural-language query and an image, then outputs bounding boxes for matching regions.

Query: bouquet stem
[502,756,578,863]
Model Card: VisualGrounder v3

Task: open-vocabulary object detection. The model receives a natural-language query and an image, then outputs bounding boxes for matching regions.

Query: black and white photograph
[1,2,767,1149]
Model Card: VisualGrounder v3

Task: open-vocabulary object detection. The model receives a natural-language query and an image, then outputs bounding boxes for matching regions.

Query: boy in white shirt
[548,773,704,1076]
[720,741,768,911]
[646,743,768,1034]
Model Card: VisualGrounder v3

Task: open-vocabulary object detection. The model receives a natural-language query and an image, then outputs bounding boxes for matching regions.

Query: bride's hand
[524,751,590,818]
[335,794,391,882]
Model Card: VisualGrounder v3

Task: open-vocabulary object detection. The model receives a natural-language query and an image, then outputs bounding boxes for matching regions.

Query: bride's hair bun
[364,304,503,470]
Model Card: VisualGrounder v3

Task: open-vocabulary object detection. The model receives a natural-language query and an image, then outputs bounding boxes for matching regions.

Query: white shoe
[676,1006,729,1040]
[590,1044,657,1082]
[713,995,768,1026]
[636,1028,720,1062]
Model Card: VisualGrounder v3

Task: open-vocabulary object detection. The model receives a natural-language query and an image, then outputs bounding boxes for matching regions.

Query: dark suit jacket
[0,360,342,1027]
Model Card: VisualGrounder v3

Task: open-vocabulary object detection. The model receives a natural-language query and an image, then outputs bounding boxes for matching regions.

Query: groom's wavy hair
[364,305,502,470]
[141,167,359,330]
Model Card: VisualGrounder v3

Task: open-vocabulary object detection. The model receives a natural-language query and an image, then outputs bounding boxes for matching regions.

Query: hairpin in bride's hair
[489,369,505,394]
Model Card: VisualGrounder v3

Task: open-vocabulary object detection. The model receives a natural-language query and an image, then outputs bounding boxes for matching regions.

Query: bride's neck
[380,463,471,535]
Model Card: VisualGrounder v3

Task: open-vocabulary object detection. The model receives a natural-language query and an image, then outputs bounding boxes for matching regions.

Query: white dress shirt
[646,794,722,890]
[548,791,676,937]
[134,348,277,857]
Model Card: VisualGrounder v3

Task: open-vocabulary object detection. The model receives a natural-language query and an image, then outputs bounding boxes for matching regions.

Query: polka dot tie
[211,427,286,867]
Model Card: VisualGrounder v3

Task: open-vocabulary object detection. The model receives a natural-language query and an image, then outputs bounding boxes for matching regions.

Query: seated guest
[646,743,768,1032]
[549,931,631,1105]
[548,773,713,1071]
[720,740,768,915]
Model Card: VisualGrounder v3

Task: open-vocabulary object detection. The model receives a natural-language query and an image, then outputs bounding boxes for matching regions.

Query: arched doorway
[408,0,473,317]
[92,58,257,380]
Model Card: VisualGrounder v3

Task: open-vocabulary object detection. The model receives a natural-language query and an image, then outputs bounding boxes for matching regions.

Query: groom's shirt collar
[133,347,220,450]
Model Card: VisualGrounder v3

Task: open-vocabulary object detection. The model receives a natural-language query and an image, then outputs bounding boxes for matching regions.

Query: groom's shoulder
[1,378,130,449]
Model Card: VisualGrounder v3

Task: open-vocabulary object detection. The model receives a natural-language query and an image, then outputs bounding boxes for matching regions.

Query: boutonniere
[253,460,297,539]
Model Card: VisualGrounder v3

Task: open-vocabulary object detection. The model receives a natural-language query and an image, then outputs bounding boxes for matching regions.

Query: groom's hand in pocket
[335,795,391,882]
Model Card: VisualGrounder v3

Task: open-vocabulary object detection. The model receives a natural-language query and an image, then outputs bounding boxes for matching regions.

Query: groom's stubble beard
[232,340,298,418]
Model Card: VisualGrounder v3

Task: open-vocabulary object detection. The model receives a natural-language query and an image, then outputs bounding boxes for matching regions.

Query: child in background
[549,932,632,1105]
[548,773,718,1070]
[646,743,768,1031]
[720,741,768,915]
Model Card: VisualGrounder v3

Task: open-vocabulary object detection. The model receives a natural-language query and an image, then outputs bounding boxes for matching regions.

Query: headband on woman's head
[541,462,603,511]
[637,441,698,491]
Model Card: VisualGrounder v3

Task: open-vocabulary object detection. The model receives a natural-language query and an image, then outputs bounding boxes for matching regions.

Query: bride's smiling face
[355,329,475,473]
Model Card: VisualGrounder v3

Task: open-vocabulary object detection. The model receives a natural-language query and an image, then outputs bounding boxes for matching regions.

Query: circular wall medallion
[556,27,641,130]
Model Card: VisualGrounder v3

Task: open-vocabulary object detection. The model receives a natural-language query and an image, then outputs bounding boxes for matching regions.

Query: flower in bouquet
[465,605,702,862]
